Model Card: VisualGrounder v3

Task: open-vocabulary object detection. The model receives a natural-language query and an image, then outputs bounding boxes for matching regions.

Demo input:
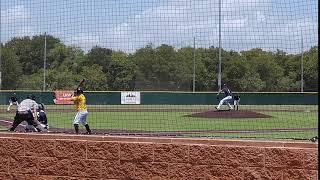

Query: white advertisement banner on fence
[121,91,141,104]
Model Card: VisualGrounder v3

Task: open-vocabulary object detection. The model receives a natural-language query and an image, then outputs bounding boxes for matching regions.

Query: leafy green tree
[241,48,284,91]
[174,47,194,90]
[132,44,155,84]
[274,49,289,68]
[45,65,80,90]
[0,48,23,89]
[277,73,300,92]
[239,70,266,91]
[48,44,85,74]
[132,44,163,90]
[275,52,302,91]
[4,35,60,75]
[193,48,217,91]
[86,46,112,72]
[80,64,108,90]
[2,34,317,92]
[223,59,248,91]
[18,72,43,90]
[272,49,300,91]
[303,46,318,91]
[153,44,175,82]
[107,51,137,90]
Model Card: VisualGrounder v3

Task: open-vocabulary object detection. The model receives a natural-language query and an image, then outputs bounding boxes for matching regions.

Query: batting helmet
[76,87,83,95]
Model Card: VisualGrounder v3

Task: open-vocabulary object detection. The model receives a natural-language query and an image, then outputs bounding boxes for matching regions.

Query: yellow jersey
[72,94,87,111]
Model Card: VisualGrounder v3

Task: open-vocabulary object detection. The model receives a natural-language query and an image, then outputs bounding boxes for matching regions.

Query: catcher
[25,102,49,132]
[37,103,49,130]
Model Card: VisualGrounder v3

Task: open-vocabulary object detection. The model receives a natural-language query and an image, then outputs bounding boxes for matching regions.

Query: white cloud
[223,19,247,29]
[16,26,36,37]
[64,33,100,52]
[1,5,35,41]
[1,5,31,24]
[256,11,266,22]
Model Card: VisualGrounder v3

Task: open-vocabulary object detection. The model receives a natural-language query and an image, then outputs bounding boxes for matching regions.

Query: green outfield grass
[0,105,317,139]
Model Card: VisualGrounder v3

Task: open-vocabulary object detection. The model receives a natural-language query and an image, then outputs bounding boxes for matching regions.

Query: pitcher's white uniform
[215,84,233,110]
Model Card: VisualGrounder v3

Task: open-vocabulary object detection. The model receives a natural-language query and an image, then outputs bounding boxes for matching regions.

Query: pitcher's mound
[187,110,272,118]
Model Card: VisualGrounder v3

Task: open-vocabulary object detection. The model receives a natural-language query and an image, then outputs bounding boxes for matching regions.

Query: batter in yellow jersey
[64,88,92,134]
[72,94,87,111]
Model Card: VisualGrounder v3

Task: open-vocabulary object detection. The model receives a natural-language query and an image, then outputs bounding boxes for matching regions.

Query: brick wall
[0,133,318,179]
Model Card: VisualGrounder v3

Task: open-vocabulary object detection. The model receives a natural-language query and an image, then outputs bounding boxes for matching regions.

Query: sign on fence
[121,91,141,104]
[54,91,74,104]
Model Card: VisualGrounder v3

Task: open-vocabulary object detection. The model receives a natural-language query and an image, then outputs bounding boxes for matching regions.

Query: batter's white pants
[73,109,88,125]
[217,96,233,110]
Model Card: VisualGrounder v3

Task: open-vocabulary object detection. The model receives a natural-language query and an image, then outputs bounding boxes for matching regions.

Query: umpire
[9,94,44,132]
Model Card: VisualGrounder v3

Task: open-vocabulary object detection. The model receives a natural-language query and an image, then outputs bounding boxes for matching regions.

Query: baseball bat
[76,78,85,90]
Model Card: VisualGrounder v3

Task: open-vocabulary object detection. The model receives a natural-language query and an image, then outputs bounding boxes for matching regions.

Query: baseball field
[0,104,317,140]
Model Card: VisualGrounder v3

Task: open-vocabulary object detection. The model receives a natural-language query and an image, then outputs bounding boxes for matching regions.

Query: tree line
[0,35,318,92]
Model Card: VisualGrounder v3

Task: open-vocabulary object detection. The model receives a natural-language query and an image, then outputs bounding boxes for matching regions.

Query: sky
[0,0,318,54]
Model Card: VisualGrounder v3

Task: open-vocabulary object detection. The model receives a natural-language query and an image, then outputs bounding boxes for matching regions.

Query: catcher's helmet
[38,103,45,111]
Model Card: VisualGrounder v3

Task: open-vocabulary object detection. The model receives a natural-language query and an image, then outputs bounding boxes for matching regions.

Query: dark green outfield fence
[0,91,317,105]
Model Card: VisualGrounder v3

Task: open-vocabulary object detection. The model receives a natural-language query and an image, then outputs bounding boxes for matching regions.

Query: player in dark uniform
[7,93,19,112]
[37,103,49,130]
[233,93,240,111]
[215,84,234,111]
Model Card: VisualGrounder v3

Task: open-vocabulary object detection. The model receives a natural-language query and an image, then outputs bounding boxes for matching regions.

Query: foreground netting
[0,0,318,140]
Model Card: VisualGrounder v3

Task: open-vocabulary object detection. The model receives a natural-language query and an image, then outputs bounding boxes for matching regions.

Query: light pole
[193,37,196,92]
[218,0,222,91]
[300,29,304,92]
[43,32,47,91]
[0,1,2,90]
